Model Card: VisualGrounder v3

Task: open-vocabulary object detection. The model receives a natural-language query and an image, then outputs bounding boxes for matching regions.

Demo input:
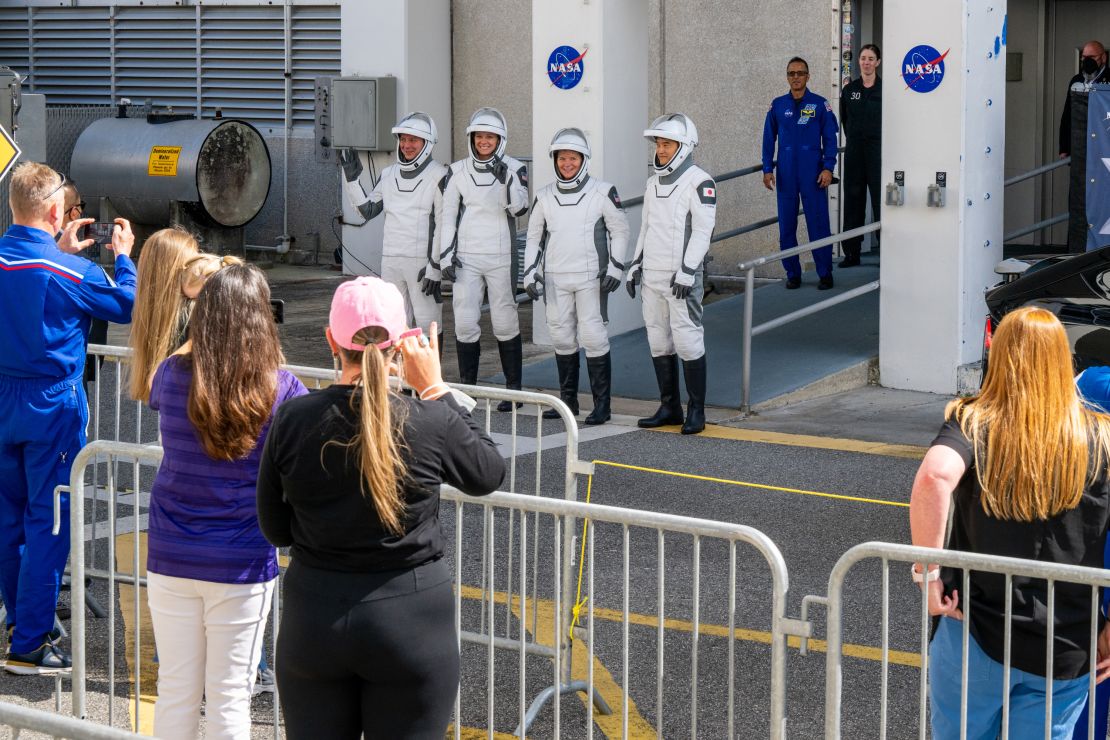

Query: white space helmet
[391,112,437,172]
[548,127,591,190]
[643,113,699,175]
[466,107,508,164]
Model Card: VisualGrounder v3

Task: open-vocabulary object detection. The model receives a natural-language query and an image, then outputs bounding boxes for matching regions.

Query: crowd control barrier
[61,440,796,739]
[808,541,1110,740]
[0,699,140,739]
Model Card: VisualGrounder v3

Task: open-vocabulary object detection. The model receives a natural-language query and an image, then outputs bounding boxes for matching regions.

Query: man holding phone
[0,163,136,674]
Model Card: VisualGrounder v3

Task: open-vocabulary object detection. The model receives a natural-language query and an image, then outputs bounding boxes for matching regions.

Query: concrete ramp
[510,254,880,409]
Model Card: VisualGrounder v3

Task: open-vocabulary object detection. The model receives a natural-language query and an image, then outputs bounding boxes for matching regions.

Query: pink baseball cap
[329,276,419,350]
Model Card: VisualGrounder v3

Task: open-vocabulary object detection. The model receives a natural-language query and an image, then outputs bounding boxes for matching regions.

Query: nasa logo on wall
[547,45,587,90]
[901,44,950,93]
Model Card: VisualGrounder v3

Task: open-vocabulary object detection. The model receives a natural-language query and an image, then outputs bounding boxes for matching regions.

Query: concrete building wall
[450,0,831,277]
[450,0,533,163]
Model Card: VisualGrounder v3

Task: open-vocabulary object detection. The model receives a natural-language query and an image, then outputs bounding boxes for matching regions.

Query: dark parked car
[984,246,1110,373]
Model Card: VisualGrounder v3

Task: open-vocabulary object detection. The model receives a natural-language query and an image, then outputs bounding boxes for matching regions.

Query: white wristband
[419,383,450,401]
[911,564,940,584]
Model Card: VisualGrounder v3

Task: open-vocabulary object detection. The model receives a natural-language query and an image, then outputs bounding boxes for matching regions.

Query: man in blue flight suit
[0,163,136,674]
[762,56,840,290]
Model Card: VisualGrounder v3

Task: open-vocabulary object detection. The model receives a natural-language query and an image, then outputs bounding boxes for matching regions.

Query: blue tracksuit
[0,225,135,653]
[762,89,840,281]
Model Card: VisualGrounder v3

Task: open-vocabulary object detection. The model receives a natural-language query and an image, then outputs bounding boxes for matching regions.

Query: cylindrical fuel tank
[71,117,271,228]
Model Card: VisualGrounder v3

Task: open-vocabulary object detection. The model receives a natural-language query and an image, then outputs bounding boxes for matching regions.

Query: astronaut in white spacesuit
[625,113,716,435]
[523,128,629,425]
[339,111,447,340]
[436,107,530,411]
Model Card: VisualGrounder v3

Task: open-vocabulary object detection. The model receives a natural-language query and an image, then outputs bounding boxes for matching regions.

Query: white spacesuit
[437,107,530,410]
[625,113,716,435]
[339,112,447,338]
[523,128,629,425]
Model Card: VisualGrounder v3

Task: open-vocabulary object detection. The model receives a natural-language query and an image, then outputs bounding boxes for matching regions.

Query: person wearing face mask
[339,112,448,344]
[763,56,840,290]
[625,114,716,436]
[522,128,630,425]
[839,44,882,268]
[1060,41,1109,159]
[436,108,529,410]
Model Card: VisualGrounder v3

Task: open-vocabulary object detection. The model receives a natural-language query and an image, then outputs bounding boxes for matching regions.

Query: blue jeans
[929,616,1090,739]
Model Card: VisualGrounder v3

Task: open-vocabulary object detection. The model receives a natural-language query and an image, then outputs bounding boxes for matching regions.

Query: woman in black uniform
[256,276,505,739]
[839,43,882,267]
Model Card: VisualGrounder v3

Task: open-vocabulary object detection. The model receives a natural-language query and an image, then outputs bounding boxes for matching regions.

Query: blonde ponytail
[339,333,407,534]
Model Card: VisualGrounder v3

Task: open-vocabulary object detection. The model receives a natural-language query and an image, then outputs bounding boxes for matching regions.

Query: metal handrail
[1004,156,1069,187]
[737,222,881,414]
[1002,157,1070,242]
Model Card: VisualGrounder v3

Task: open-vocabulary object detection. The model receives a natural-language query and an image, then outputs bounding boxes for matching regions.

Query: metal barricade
[0,699,141,739]
[441,485,793,739]
[811,541,1110,740]
[61,441,793,739]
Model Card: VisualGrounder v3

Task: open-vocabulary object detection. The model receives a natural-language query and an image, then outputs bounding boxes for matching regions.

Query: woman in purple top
[145,264,307,740]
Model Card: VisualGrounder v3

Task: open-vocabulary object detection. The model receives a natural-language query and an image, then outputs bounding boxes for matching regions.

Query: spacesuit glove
[670,272,694,300]
[625,268,641,299]
[419,265,444,303]
[491,156,509,184]
[600,276,621,294]
[339,147,364,182]
[525,277,544,301]
[441,256,461,283]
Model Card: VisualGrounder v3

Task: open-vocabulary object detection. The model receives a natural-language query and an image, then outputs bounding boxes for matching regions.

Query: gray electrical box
[0,67,21,139]
[330,76,396,151]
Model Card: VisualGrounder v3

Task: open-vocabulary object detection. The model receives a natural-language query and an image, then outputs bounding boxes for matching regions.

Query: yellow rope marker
[570,459,909,642]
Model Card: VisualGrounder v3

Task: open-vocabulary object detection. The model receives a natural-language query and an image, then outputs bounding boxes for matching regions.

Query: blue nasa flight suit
[0,225,135,654]
[762,89,840,281]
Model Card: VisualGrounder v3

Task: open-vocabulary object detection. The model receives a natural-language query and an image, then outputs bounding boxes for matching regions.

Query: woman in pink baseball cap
[256,276,505,739]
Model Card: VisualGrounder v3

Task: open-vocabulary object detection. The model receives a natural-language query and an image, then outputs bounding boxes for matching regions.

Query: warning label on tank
[147,146,182,177]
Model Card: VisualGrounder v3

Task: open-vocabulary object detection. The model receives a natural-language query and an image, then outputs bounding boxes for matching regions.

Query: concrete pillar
[530,0,648,345]
[338,0,451,275]
[879,0,1007,393]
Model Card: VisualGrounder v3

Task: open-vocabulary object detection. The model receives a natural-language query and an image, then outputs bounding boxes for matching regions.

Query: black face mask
[1081,56,1101,75]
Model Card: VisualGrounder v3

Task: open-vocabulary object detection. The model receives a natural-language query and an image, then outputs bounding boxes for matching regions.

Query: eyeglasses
[69,200,86,213]
[42,172,67,201]
[787,71,809,78]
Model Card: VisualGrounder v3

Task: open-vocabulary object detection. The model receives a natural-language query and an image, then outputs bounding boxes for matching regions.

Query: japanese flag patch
[824,100,833,112]
[698,180,717,205]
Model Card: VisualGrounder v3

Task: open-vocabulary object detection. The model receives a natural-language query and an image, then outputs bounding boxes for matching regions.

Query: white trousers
[147,572,275,740]
[544,272,609,357]
[641,269,705,361]
[452,251,520,343]
[381,255,443,336]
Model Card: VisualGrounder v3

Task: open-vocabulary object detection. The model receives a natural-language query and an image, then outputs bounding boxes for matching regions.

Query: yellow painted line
[592,459,910,508]
[114,532,158,736]
[652,423,928,460]
[462,585,920,669]
[461,585,657,739]
[447,726,522,739]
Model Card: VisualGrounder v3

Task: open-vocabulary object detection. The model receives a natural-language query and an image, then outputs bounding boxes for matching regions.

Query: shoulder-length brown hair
[947,306,1110,521]
[186,264,284,460]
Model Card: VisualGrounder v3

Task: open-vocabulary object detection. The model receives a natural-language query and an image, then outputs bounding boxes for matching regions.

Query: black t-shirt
[933,418,1110,679]
[256,385,505,573]
[839,77,882,142]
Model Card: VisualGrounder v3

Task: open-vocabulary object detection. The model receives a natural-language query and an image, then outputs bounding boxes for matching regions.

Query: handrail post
[741,268,754,415]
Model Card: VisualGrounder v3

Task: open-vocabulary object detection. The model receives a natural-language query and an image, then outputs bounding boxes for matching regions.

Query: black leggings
[276,558,459,740]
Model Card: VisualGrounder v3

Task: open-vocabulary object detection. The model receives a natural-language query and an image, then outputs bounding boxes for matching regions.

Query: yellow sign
[0,124,21,184]
[147,146,182,177]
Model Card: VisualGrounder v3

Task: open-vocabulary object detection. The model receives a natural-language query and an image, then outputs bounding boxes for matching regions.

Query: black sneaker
[785,277,801,290]
[838,256,860,268]
[817,276,834,291]
[5,640,72,675]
